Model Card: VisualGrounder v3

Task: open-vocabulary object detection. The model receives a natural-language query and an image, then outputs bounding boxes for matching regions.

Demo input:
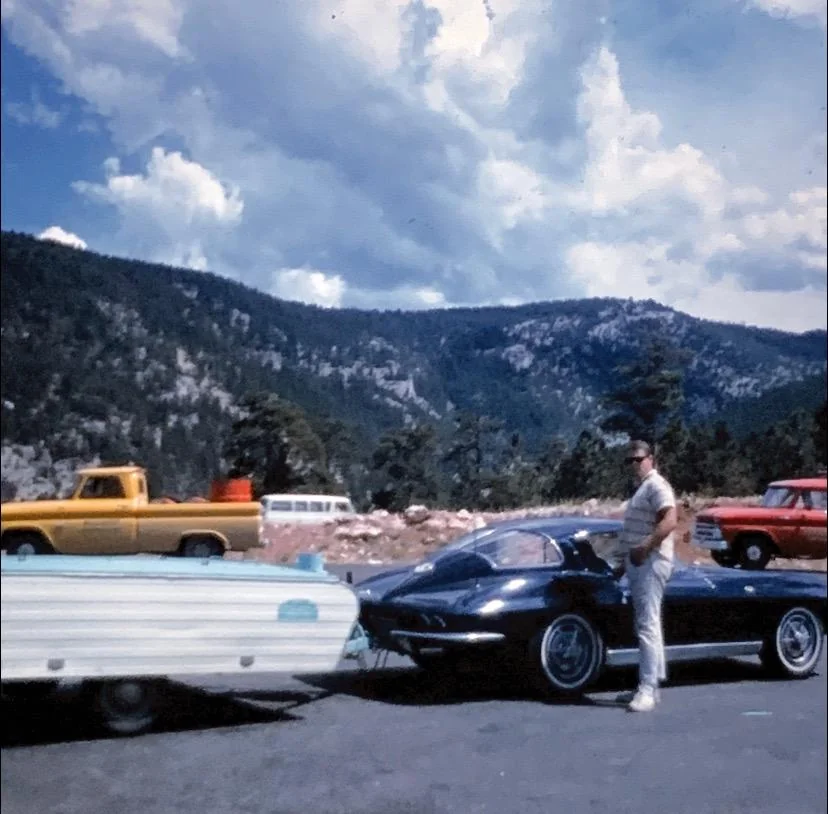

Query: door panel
[662,568,719,644]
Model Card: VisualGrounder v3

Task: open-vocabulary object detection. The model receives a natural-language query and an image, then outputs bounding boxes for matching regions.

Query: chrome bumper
[692,523,729,552]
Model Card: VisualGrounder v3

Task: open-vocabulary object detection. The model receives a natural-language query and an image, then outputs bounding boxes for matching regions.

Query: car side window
[476,530,562,568]
[807,490,827,511]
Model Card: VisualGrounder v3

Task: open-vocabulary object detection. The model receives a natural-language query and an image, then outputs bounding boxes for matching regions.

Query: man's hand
[629,544,651,566]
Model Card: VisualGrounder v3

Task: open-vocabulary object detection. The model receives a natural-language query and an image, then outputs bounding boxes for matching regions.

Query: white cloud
[71,147,243,272]
[37,226,88,250]
[747,0,827,29]
[64,0,188,59]
[74,148,243,225]
[2,1,825,332]
[574,47,726,217]
[675,278,827,333]
[165,242,208,271]
[5,89,64,129]
[739,185,826,265]
[271,268,346,308]
[566,240,826,332]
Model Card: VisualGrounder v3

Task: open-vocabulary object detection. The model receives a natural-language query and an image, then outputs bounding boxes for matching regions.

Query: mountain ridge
[1,229,825,496]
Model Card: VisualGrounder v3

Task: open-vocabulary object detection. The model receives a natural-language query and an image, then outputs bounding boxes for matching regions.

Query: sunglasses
[625,456,648,464]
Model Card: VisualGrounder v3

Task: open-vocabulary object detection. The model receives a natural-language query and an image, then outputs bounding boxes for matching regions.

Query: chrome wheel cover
[746,544,763,561]
[776,608,822,673]
[540,614,601,690]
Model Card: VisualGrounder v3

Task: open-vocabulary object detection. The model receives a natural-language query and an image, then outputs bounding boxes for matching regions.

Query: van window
[309,501,325,512]
[334,501,351,512]
[293,501,308,512]
[268,500,293,512]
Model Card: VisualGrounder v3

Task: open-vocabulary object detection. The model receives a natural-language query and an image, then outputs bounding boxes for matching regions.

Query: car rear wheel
[761,607,824,679]
[531,613,604,696]
[737,535,773,570]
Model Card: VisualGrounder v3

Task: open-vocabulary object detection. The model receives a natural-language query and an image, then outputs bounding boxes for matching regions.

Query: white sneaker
[616,687,660,705]
[627,689,658,712]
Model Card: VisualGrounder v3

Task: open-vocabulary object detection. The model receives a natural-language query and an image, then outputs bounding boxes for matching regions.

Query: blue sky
[1,0,825,332]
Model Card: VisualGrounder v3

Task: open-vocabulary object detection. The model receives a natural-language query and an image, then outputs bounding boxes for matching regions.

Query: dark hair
[628,440,653,458]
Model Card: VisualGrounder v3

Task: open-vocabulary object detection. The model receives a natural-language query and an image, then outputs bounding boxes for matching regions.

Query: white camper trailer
[1,553,360,734]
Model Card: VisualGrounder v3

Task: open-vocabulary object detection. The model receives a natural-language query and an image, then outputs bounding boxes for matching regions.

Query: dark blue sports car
[353,516,827,695]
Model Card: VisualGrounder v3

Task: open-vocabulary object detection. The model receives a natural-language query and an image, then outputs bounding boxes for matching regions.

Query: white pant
[626,552,673,692]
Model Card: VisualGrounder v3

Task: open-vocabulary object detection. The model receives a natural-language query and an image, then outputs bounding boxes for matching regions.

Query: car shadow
[301,657,787,709]
[0,681,321,748]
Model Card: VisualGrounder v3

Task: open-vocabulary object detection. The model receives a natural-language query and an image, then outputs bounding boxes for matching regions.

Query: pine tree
[223,392,331,496]
[600,339,689,453]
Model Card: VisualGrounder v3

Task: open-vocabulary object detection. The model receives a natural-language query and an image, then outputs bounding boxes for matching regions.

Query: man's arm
[641,505,678,554]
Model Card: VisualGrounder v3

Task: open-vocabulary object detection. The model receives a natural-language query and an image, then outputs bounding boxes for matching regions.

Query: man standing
[617,440,678,712]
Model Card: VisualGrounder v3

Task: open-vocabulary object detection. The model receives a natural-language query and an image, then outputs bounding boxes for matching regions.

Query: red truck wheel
[737,535,773,570]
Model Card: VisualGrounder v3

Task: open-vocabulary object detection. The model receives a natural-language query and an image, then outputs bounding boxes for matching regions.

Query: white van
[259,493,356,525]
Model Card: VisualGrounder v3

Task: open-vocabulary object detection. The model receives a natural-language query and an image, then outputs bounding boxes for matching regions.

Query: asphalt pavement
[1,564,826,814]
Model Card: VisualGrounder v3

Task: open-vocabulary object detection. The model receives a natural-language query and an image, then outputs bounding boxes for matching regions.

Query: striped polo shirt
[620,469,676,561]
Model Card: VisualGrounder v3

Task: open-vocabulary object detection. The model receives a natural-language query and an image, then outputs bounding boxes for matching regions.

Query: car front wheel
[761,607,824,679]
[531,613,605,697]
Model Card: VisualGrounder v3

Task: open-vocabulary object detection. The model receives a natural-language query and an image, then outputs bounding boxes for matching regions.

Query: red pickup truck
[692,477,827,570]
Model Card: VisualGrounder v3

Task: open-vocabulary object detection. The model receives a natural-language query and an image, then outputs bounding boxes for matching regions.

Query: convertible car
[352,517,827,696]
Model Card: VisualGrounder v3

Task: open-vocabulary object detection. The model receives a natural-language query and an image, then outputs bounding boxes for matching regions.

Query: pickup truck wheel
[2,533,54,556]
[180,537,224,558]
[761,607,824,679]
[737,535,773,570]
[530,613,604,697]
[91,679,166,736]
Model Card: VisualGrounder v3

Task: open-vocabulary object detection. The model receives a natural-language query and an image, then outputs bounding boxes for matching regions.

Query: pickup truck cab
[692,476,828,569]
[0,466,264,558]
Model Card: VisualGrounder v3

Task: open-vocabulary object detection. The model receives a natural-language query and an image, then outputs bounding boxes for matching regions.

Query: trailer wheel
[91,679,165,736]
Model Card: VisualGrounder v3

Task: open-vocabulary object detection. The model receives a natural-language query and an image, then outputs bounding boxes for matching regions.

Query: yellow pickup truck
[0,466,264,557]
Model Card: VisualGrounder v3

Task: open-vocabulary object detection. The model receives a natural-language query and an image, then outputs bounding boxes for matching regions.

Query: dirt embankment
[235,496,826,571]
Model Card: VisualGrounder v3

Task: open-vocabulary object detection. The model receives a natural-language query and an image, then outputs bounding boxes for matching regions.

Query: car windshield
[762,487,795,508]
